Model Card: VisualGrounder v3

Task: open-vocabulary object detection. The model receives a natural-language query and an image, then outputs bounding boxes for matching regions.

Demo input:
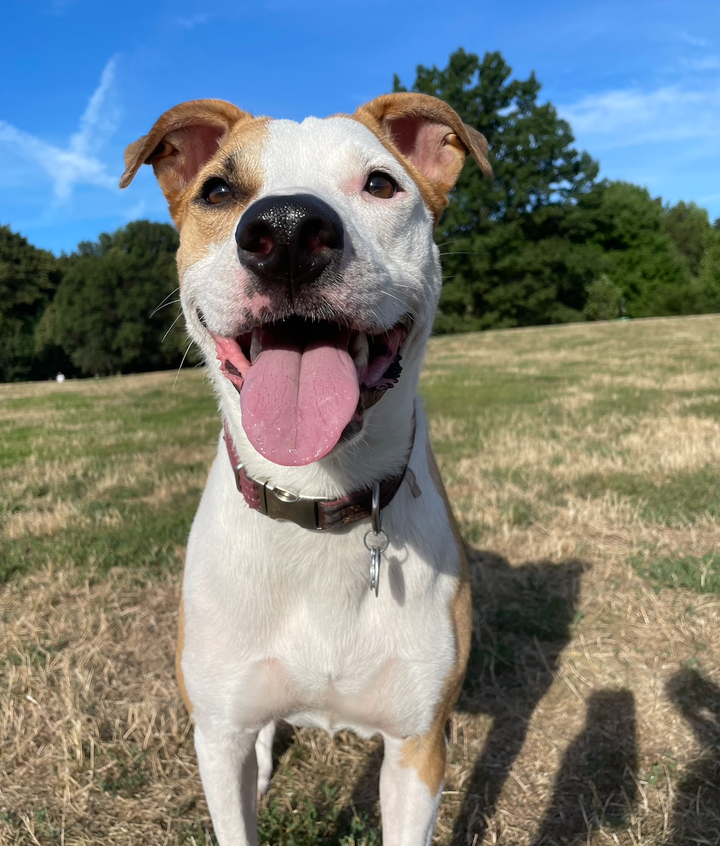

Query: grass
[2,315,720,844]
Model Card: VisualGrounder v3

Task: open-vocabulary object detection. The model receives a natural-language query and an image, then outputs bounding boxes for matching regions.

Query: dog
[120,92,490,845]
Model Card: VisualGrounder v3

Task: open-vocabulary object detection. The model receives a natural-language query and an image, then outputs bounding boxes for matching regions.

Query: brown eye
[364,171,398,199]
[202,178,232,205]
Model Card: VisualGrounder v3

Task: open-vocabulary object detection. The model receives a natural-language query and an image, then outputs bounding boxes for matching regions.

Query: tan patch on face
[120,99,249,214]
[175,117,269,278]
[398,440,472,796]
[348,110,447,220]
[176,593,193,715]
[352,93,491,223]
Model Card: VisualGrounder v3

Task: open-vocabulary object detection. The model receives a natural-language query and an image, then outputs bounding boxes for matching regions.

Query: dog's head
[121,94,490,473]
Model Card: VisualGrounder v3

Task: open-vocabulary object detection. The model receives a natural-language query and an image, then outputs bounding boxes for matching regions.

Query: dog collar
[223,419,413,532]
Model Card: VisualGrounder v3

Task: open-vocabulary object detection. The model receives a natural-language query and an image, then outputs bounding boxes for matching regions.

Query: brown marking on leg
[176,593,193,715]
[398,439,473,794]
[399,719,447,796]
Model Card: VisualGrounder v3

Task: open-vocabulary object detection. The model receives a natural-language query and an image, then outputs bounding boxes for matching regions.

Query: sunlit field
[2,315,720,845]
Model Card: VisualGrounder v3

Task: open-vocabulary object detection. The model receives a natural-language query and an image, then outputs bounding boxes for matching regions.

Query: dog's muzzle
[236,194,344,292]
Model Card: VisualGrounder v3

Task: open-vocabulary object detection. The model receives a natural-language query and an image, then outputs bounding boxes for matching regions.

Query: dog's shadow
[450,548,588,843]
[336,547,593,841]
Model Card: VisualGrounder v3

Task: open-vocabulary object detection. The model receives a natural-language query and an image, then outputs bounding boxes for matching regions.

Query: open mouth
[209,315,407,467]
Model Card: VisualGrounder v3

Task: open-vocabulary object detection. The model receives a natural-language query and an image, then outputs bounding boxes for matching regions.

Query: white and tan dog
[120,93,490,845]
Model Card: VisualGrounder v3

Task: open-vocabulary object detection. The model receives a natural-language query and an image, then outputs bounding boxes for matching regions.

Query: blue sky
[1,0,718,255]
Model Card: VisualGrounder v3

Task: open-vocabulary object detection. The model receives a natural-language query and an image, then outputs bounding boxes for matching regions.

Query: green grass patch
[633,552,720,595]
[576,466,720,525]
[588,386,665,418]
[0,490,201,582]
[98,747,148,798]
[258,784,379,846]
[420,368,553,423]
[681,399,720,419]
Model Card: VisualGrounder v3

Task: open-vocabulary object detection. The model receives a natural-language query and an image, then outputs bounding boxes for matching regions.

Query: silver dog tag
[364,482,389,597]
[369,547,381,596]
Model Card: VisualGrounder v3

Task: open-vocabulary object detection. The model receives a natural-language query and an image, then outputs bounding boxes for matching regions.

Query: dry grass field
[2,315,720,846]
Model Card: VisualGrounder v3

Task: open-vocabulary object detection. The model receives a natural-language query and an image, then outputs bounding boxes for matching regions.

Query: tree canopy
[0,226,61,382]
[395,48,716,331]
[35,221,187,377]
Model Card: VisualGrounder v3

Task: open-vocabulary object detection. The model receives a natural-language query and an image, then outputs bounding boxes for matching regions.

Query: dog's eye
[201,178,233,205]
[364,172,398,199]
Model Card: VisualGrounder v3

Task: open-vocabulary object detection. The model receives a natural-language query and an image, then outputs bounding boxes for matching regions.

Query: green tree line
[2,48,720,382]
[1,220,189,382]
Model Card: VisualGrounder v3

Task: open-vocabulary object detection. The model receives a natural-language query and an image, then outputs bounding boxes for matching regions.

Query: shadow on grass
[528,689,637,846]
[451,549,589,843]
[666,668,720,845]
[336,549,637,845]
[340,549,642,844]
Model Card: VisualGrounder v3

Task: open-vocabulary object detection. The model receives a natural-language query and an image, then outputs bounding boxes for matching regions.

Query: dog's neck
[222,410,416,530]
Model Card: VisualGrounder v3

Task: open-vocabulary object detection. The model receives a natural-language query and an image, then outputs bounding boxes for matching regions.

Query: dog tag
[364,481,389,597]
[364,528,389,597]
[369,547,381,596]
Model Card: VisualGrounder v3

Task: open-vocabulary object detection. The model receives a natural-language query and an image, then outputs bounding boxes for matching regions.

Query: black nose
[236,193,344,290]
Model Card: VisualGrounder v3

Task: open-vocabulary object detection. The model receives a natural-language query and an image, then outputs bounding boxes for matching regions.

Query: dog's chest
[247,594,453,735]
[183,525,458,738]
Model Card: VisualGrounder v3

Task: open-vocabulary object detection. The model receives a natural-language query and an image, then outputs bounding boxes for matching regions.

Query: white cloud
[558,83,720,149]
[698,191,720,206]
[680,55,720,71]
[0,57,120,201]
[176,13,210,28]
[678,31,709,48]
[124,200,146,220]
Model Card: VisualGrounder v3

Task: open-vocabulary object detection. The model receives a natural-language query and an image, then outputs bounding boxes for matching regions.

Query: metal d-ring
[371,481,382,534]
[363,528,390,555]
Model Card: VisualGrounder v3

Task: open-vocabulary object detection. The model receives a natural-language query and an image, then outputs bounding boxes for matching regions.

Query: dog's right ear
[120,99,249,225]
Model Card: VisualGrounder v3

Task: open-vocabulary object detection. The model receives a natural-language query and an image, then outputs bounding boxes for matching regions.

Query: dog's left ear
[356,93,492,219]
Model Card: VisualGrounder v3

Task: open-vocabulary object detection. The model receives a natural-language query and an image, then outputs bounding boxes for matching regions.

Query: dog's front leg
[379,730,446,846]
[194,724,260,846]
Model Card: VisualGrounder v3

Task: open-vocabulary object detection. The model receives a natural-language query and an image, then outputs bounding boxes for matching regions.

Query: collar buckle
[258,480,323,531]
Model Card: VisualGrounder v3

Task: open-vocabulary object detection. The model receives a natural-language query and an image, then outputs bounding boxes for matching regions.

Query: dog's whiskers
[151,287,181,317]
[162,310,184,343]
[173,340,194,388]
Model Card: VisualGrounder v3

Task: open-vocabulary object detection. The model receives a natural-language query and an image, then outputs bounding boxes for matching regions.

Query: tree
[395,49,716,329]
[663,201,712,277]
[36,221,187,376]
[586,182,708,317]
[395,49,600,330]
[699,230,720,312]
[0,225,61,382]
[584,274,622,321]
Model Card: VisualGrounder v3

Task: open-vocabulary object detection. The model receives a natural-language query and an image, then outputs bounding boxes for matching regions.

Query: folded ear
[120,99,249,224]
[355,93,492,220]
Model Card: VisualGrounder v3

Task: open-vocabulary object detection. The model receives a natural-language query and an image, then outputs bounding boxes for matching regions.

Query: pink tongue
[240,334,360,466]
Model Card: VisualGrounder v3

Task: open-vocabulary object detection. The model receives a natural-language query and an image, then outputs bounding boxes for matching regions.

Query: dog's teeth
[250,329,262,363]
[350,332,369,370]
